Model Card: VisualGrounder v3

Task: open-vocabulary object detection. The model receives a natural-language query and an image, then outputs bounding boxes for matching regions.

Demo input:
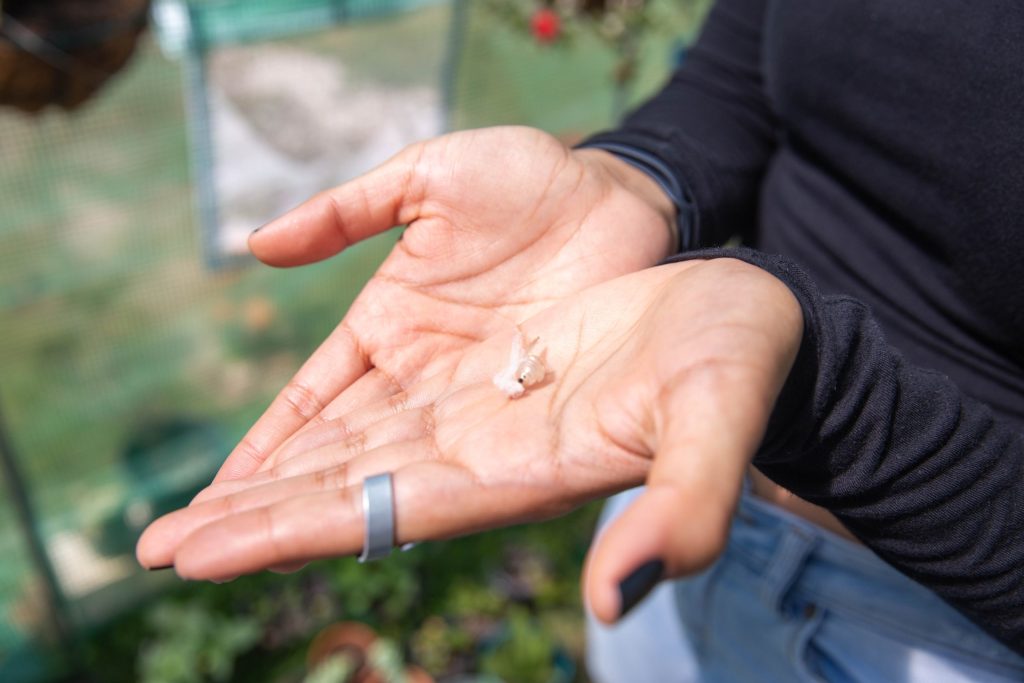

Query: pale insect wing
[509,332,527,366]
[493,331,528,398]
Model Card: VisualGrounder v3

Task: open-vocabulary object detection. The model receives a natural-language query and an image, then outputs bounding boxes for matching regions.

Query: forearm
[669,247,1024,655]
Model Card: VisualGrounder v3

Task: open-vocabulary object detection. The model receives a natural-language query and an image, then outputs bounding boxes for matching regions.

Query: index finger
[214,322,368,481]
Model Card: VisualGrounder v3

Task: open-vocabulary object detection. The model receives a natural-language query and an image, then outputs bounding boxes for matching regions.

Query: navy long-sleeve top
[585,0,1024,656]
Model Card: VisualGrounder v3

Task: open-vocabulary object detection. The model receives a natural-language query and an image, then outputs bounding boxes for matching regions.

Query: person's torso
[755,0,1024,423]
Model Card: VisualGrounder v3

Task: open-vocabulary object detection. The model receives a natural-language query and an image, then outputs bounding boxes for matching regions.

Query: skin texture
[136,126,802,623]
[137,260,802,621]
[212,126,676,483]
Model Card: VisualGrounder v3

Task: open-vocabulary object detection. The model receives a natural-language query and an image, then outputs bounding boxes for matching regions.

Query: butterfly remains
[493,330,547,398]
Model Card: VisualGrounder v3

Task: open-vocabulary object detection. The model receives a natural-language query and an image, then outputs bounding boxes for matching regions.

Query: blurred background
[0,1,709,681]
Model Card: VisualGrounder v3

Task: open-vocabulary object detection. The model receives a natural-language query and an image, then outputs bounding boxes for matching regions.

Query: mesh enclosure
[0,1,699,679]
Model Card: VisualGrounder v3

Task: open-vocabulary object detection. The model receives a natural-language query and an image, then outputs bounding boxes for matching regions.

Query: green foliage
[410,616,464,676]
[325,552,421,624]
[137,601,262,683]
[447,582,507,619]
[479,607,556,683]
[302,653,358,683]
[81,506,600,683]
[367,639,409,683]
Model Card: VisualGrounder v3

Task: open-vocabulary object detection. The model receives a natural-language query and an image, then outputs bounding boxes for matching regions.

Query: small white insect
[493,330,547,399]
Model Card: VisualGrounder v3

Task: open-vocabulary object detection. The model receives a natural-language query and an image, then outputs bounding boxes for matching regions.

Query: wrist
[573,148,680,255]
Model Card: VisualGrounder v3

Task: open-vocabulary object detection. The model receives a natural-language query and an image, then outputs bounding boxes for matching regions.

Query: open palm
[215,126,677,480]
[139,258,802,620]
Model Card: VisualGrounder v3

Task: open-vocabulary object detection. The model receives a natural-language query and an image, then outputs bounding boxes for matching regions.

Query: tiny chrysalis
[493,331,546,398]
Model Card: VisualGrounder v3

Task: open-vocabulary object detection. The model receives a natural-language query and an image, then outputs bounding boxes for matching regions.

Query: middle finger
[258,370,453,472]
[196,405,438,504]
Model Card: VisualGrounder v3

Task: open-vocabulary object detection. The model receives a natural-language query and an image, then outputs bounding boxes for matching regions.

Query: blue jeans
[586,488,1024,683]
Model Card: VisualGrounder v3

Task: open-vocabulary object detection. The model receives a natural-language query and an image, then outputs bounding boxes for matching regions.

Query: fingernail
[147,564,174,571]
[617,559,664,619]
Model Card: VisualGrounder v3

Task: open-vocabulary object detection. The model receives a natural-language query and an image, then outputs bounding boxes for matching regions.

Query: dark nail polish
[147,564,174,571]
[617,559,665,618]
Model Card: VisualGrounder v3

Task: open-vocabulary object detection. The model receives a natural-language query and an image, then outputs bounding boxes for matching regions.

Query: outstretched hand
[214,126,677,482]
[137,258,803,623]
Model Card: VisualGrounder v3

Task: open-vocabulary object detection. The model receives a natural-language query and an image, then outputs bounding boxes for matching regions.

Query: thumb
[248,145,422,267]
[584,361,779,624]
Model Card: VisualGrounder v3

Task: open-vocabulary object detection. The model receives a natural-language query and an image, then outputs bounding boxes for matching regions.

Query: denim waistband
[728,488,1024,672]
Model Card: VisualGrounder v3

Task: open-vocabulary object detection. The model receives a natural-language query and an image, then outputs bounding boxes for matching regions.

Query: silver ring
[359,472,396,563]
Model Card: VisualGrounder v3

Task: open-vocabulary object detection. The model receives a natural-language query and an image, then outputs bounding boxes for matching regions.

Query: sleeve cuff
[576,140,697,252]
[659,246,823,462]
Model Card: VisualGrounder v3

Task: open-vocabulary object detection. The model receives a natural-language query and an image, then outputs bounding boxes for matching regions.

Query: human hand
[215,126,678,482]
[137,258,803,623]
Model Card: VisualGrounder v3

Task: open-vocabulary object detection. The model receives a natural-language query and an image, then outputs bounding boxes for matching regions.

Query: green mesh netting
[158,0,441,47]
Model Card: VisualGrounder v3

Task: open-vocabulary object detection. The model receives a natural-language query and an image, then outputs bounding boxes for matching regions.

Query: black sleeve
[582,0,778,249]
[667,247,1024,657]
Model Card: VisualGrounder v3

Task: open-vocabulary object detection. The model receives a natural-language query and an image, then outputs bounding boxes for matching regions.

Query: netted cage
[0,1,704,679]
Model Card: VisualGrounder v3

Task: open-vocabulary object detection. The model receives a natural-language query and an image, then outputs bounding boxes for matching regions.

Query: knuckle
[258,506,287,564]
[381,369,404,396]
[343,431,367,459]
[419,405,436,439]
[386,392,408,415]
[314,463,349,492]
[329,416,354,440]
[233,436,267,472]
[337,483,362,521]
[216,493,239,517]
[280,380,325,421]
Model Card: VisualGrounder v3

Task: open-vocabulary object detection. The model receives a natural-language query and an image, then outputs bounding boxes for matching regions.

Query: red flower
[530,8,561,44]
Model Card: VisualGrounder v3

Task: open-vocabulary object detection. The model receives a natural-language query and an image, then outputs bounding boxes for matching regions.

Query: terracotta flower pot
[402,665,435,683]
[307,622,378,683]
[307,621,435,683]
